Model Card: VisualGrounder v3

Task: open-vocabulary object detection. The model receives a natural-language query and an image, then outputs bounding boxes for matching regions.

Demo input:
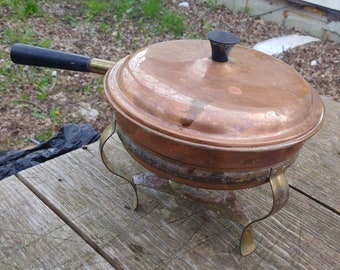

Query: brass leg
[240,168,289,256]
[99,122,139,210]
[100,125,289,256]
[133,171,289,257]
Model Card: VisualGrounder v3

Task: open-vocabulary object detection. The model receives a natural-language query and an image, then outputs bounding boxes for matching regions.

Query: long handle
[10,43,114,75]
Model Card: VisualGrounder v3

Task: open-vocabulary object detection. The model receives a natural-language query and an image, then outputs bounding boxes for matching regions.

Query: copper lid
[105,32,324,148]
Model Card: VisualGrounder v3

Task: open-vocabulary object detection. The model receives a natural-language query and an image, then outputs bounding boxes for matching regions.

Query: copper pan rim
[104,41,325,151]
[108,99,324,153]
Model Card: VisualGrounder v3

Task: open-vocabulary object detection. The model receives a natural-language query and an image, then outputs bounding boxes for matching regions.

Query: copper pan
[10,31,324,190]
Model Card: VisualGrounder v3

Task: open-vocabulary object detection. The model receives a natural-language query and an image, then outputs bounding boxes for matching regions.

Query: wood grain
[17,133,340,269]
[287,97,340,212]
[0,176,113,269]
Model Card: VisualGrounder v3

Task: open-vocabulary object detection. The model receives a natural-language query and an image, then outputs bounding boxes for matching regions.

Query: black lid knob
[207,31,240,62]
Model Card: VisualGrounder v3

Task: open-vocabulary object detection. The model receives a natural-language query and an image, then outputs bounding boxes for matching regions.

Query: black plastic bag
[0,124,100,180]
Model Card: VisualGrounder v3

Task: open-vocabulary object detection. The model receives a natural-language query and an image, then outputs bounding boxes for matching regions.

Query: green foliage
[62,15,80,27]
[100,21,109,33]
[141,0,161,18]
[3,26,51,47]
[50,107,60,116]
[3,27,35,44]
[243,5,250,13]
[31,110,46,120]
[85,0,136,19]
[207,0,217,11]
[36,74,51,101]
[38,91,48,101]
[49,106,62,120]
[1,0,41,19]
[160,10,185,37]
[37,129,55,143]
[0,0,188,150]
[115,31,121,40]
[38,38,52,48]
[95,78,104,93]
[110,1,133,19]
[97,85,104,93]
[0,52,22,92]
[85,0,109,17]
[203,20,212,33]
[20,93,30,101]
[21,0,41,17]
[36,76,50,91]
[84,0,185,37]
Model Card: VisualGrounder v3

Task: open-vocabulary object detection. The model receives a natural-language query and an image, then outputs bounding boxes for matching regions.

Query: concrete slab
[200,0,340,42]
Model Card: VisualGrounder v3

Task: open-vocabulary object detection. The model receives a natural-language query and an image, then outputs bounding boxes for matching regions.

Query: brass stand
[100,122,290,256]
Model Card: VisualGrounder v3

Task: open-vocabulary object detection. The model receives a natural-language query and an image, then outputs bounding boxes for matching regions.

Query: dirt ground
[0,0,339,151]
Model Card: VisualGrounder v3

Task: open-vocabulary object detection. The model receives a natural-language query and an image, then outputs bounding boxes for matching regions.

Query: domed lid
[104,31,324,148]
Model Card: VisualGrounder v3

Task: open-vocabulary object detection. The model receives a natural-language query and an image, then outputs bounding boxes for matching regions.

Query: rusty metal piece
[240,168,289,256]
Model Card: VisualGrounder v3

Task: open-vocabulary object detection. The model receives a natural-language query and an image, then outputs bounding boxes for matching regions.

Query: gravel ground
[0,0,339,150]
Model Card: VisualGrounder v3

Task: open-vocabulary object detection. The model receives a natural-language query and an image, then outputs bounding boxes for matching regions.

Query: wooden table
[1,97,339,269]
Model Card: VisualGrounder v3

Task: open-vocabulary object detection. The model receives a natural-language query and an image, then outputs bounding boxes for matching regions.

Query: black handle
[207,31,240,62]
[10,43,91,72]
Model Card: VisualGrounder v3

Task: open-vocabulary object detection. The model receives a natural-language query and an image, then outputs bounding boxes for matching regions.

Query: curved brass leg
[99,121,139,210]
[240,168,289,256]
[100,123,289,255]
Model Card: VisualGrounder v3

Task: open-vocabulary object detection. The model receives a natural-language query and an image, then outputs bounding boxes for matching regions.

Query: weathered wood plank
[0,176,113,269]
[17,137,340,269]
[287,97,340,212]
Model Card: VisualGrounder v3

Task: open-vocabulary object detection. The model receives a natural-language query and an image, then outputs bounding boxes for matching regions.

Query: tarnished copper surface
[103,38,324,188]
[105,40,324,149]
[115,112,303,172]
[117,125,298,189]
[103,40,323,187]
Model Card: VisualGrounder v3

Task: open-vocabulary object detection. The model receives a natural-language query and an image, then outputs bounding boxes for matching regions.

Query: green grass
[3,26,52,47]
[160,10,185,37]
[0,0,41,19]
[85,0,109,17]
[21,0,41,17]
[141,0,161,18]
[85,0,136,20]
[3,27,35,44]
[243,6,250,13]
[0,0,188,149]
[84,0,186,36]
[36,129,55,143]
[30,105,63,127]
[207,0,217,11]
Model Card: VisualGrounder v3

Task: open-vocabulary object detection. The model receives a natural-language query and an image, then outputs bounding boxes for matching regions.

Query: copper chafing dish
[10,31,324,256]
